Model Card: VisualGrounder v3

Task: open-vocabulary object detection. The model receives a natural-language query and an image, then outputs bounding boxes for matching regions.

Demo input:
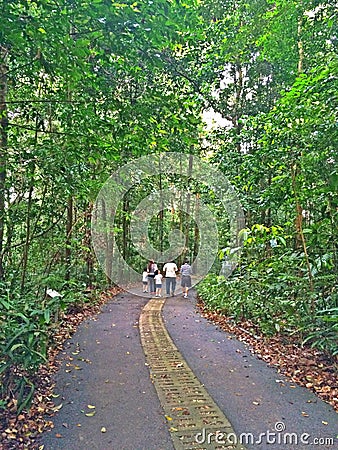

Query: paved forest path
[39,291,337,450]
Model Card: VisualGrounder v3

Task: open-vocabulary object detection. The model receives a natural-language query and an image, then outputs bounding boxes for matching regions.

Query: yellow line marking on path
[139,298,246,450]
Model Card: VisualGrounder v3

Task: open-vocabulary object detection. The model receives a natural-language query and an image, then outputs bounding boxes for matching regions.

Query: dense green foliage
[0,0,337,413]
[195,0,338,355]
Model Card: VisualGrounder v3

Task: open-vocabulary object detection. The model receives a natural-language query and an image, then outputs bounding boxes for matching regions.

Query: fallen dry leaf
[197,300,338,413]
[52,404,63,412]
[0,287,122,450]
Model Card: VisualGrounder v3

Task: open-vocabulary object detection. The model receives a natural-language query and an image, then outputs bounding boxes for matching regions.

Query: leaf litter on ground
[197,299,337,414]
[0,286,121,450]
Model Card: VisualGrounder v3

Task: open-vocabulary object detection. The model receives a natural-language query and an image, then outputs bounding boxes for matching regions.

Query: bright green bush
[0,278,100,414]
[197,253,338,355]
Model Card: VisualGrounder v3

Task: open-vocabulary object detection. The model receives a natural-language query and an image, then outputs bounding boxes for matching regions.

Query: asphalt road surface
[39,290,338,450]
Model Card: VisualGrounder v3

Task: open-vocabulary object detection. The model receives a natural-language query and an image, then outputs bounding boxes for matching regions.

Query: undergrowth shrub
[197,258,338,356]
[0,278,101,414]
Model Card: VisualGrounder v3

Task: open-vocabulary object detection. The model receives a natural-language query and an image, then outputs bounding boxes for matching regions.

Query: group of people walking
[142,259,192,298]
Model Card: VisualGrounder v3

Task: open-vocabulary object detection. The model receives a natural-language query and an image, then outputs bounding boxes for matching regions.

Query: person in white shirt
[163,261,178,296]
[142,268,148,293]
[154,270,163,297]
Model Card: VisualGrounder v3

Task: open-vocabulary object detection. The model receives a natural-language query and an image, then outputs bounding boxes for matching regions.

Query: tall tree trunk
[64,67,74,283]
[193,193,200,269]
[232,62,244,154]
[122,196,129,282]
[107,207,115,285]
[182,154,193,262]
[0,46,8,281]
[101,198,114,284]
[65,196,73,282]
[84,202,94,287]
[291,13,314,302]
[291,164,314,296]
[21,184,34,291]
[297,16,304,75]
[122,198,128,260]
[159,170,164,254]
[293,11,305,251]
[21,113,40,291]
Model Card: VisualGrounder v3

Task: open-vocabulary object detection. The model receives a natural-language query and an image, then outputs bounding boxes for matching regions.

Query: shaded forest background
[0,0,337,414]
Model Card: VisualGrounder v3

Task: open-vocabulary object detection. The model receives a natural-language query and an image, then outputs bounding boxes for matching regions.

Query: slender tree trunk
[84,202,94,287]
[159,171,164,254]
[108,207,115,285]
[122,198,128,260]
[328,198,338,270]
[193,193,200,269]
[183,154,193,262]
[178,158,184,267]
[122,196,129,282]
[0,46,8,281]
[293,11,305,250]
[21,184,34,291]
[21,113,40,291]
[65,196,73,281]
[101,198,114,284]
[233,62,244,154]
[297,16,304,75]
[291,164,314,296]
[291,13,314,302]
[101,198,108,280]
